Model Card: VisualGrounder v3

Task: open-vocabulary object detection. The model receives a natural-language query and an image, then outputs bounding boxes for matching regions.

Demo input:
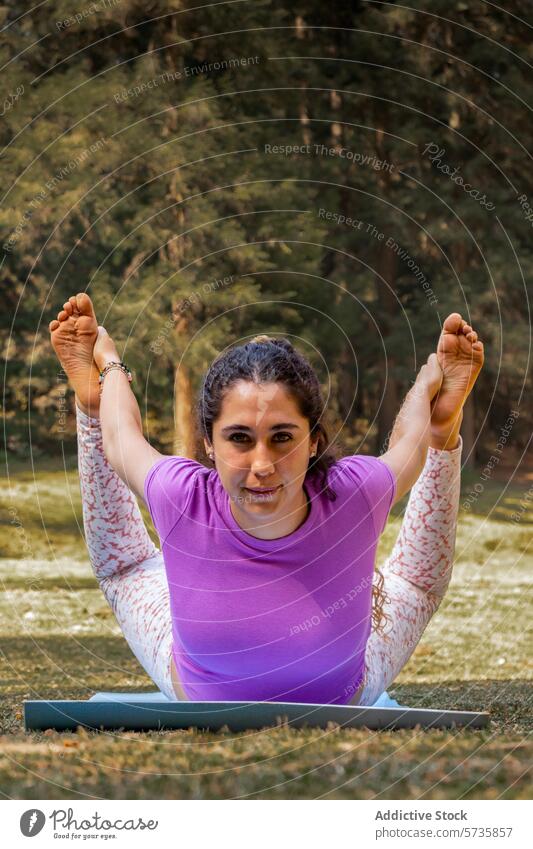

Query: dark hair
[196,334,339,499]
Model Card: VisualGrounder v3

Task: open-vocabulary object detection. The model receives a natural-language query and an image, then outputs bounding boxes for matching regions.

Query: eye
[229,432,250,443]
[273,432,292,442]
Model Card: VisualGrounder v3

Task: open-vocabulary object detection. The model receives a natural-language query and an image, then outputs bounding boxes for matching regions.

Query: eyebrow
[220,423,301,433]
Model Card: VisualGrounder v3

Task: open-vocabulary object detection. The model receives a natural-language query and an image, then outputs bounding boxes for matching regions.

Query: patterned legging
[77,407,461,704]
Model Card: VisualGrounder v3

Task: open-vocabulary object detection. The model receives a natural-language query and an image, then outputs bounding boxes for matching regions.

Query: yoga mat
[24,696,489,732]
[87,690,403,708]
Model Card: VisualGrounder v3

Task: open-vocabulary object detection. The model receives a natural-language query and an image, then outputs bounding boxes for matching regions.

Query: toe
[443,312,463,333]
[76,292,95,316]
[63,301,73,315]
[462,323,473,335]
[49,319,60,331]
[467,330,478,343]
[58,310,68,321]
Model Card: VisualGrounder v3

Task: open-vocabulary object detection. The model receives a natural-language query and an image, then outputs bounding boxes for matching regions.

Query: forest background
[1,0,531,471]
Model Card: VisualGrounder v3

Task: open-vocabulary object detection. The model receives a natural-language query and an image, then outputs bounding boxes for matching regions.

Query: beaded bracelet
[98,361,133,389]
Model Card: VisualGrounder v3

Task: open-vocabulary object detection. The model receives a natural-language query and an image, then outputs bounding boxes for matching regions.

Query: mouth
[242,485,282,499]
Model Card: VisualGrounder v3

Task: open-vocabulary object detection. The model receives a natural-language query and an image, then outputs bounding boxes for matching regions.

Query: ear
[203,438,212,455]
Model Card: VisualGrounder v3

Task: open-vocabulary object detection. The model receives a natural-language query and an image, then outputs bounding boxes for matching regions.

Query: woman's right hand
[93,326,121,372]
[416,353,443,402]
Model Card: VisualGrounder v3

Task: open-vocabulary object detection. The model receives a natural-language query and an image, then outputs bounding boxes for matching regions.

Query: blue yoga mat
[24,691,489,732]
[87,689,403,707]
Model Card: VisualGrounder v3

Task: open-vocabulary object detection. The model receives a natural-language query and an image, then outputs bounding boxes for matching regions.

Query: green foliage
[1,0,531,458]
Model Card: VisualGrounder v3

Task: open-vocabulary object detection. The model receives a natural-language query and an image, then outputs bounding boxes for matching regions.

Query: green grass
[0,459,531,799]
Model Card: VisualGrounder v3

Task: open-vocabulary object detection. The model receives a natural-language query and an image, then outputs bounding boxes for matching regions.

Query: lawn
[0,457,531,799]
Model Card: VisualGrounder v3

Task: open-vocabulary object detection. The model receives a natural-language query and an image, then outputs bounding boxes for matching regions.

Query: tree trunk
[376,241,400,452]
[377,373,400,454]
[337,344,359,422]
[173,364,196,458]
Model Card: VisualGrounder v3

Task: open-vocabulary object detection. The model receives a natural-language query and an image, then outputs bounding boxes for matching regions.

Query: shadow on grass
[0,639,530,800]
[0,635,157,733]
[392,680,532,735]
[1,637,531,737]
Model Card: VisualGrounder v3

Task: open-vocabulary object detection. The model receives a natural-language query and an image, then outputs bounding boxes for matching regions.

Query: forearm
[98,367,161,498]
[99,369,143,455]
[380,358,443,504]
[389,380,432,456]
[91,330,163,498]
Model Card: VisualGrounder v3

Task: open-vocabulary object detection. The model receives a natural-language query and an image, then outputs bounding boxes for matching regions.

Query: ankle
[430,419,462,448]
[75,396,100,418]
[430,409,463,450]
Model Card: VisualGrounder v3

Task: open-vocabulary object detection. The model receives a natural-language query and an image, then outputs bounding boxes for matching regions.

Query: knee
[385,571,442,620]
[389,564,448,602]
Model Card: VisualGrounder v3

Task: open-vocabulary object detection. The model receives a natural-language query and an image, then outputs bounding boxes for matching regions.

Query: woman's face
[205,380,319,537]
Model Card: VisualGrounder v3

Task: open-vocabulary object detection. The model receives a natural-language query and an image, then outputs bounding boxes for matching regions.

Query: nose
[250,443,275,477]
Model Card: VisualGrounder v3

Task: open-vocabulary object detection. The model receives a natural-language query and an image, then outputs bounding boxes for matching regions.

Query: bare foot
[431,312,484,433]
[49,293,101,417]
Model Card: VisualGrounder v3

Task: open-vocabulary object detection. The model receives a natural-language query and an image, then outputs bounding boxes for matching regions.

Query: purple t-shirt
[144,453,396,704]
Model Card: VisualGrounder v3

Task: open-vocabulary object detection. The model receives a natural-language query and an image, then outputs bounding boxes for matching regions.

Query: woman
[50,294,483,704]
